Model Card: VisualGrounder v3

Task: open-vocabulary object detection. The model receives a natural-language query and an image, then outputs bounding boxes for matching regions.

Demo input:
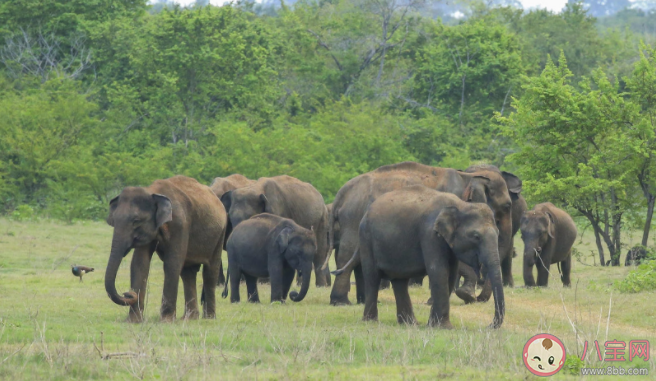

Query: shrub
[615,260,656,293]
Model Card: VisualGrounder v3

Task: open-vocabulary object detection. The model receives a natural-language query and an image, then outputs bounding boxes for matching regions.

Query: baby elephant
[521,203,577,287]
[222,213,316,303]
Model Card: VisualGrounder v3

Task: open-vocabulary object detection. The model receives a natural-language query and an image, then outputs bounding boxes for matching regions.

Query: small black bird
[71,265,94,282]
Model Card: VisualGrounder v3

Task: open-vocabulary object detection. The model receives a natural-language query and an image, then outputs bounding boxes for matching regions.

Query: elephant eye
[471,232,481,242]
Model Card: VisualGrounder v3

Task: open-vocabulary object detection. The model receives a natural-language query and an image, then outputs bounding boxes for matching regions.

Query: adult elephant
[325,162,512,306]
[105,176,227,322]
[210,174,256,285]
[333,186,505,328]
[454,164,526,303]
[221,175,331,287]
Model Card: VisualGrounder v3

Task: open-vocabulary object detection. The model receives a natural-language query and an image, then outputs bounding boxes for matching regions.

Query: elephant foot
[397,316,418,325]
[476,293,491,303]
[362,315,378,322]
[428,318,453,329]
[184,310,199,320]
[455,287,476,304]
[330,296,352,306]
[160,314,176,323]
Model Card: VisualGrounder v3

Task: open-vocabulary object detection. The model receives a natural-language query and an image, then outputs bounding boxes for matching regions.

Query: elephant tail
[221,268,230,299]
[331,247,359,276]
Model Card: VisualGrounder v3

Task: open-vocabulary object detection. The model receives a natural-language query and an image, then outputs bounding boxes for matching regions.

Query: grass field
[0,217,654,380]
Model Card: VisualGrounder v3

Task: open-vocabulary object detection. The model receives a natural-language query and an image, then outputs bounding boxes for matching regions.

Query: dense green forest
[1,0,655,265]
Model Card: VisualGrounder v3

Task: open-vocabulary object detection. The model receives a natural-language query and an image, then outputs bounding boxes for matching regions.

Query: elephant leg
[244,274,260,303]
[523,259,536,287]
[361,251,381,322]
[282,267,295,300]
[180,265,200,320]
[128,245,155,323]
[269,260,285,303]
[217,261,226,286]
[296,270,302,287]
[536,258,551,287]
[409,276,424,287]
[427,265,453,329]
[501,254,514,287]
[455,263,477,304]
[354,265,365,304]
[229,266,241,303]
[323,265,331,287]
[448,258,458,296]
[560,254,572,287]
[161,255,186,321]
[379,278,391,290]
[391,279,416,325]
[330,232,357,305]
[314,226,329,288]
[201,242,222,318]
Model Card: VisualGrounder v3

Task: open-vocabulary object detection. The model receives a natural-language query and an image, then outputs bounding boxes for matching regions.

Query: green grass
[0,218,654,380]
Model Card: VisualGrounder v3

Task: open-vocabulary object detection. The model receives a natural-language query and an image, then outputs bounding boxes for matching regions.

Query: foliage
[615,260,656,293]
[499,53,636,265]
[563,354,585,376]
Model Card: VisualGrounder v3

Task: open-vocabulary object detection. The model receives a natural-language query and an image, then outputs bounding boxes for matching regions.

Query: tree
[500,54,635,266]
[626,44,656,247]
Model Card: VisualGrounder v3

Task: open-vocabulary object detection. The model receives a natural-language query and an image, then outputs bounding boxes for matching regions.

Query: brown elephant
[333,186,505,328]
[521,203,577,287]
[209,174,256,285]
[453,164,526,303]
[105,175,227,322]
[221,175,331,287]
[325,162,512,305]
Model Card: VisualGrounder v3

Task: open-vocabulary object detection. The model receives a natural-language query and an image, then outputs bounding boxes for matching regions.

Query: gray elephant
[105,176,227,322]
[221,175,331,287]
[521,203,577,287]
[222,213,316,303]
[333,186,505,328]
[325,162,512,306]
[454,164,526,304]
[210,174,256,285]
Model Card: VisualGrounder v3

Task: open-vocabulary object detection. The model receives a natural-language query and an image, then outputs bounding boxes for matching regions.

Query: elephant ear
[501,171,522,194]
[106,195,119,227]
[220,191,233,214]
[463,175,488,203]
[276,226,293,253]
[434,206,460,246]
[546,212,556,238]
[153,194,173,228]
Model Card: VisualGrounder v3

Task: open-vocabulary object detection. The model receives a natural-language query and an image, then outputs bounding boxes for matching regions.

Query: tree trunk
[593,227,606,266]
[642,194,655,247]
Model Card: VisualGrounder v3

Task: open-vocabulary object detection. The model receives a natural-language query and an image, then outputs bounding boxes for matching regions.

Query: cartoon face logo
[523,334,566,377]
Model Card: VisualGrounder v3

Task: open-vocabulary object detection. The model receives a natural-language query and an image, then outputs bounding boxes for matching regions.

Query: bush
[9,204,35,221]
[615,260,656,293]
[563,354,585,375]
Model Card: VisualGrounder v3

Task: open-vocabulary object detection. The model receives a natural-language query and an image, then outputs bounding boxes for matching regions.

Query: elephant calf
[333,185,505,329]
[222,213,316,303]
[521,203,577,287]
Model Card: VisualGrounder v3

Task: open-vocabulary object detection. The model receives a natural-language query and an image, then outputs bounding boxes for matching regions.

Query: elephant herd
[104,161,577,328]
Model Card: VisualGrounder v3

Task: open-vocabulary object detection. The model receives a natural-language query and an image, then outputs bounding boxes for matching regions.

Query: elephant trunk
[105,232,138,306]
[289,263,312,302]
[483,237,505,328]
